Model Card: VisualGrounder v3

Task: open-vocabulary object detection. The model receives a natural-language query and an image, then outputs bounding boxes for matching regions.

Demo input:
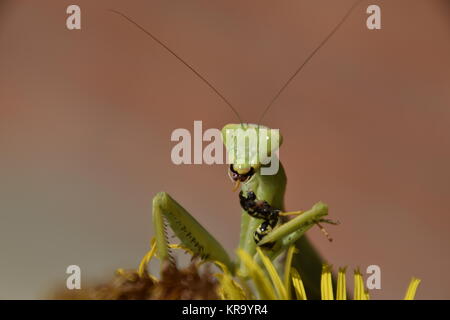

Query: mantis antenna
[111,0,363,125]
[109,9,243,124]
[257,0,364,123]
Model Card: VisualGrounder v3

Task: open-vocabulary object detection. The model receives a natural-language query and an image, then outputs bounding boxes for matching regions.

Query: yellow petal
[321,264,334,300]
[283,245,297,298]
[215,272,247,300]
[138,238,157,277]
[291,267,307,300]
[336,267,347,300]
[404,277,421,300]
[257,247,289,300]
[237,249,277,300]
[168,243,195,255]
[353,268,368,300]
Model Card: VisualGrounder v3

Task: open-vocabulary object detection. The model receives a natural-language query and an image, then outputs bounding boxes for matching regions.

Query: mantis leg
[280,211,338,242]
[257,202,329,260]
[152,192,234,271]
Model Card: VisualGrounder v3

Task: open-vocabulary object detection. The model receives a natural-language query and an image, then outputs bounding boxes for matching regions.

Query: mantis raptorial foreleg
[280,211,339,241]
[152,192,234,271]
[251,201,330,261]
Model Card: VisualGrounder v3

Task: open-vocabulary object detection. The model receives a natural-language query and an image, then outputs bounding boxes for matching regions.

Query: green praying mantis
[112,0,363,298]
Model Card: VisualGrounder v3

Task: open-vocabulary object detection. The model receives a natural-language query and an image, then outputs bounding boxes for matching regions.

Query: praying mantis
[111,0,363,298]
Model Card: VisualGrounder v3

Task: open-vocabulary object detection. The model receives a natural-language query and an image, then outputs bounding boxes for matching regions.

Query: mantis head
[221,124,283,187]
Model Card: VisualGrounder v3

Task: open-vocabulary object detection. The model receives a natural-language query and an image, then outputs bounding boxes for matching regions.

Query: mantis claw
[317,218,340,225]
[314,218,339,242]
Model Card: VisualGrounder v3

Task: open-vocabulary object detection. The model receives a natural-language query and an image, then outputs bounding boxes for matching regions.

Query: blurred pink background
[0,0,449,299]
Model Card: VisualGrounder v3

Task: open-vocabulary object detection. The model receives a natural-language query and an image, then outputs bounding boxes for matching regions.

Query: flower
[215,245,421,300]
[54,239,421,300]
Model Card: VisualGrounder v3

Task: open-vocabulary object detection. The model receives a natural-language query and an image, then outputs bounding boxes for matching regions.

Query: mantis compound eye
[229,165,255,182]
[228,165,239,182]
[229,165,255,192]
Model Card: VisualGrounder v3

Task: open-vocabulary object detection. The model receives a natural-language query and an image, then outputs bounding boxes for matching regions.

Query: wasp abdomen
[239,191,280,246]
